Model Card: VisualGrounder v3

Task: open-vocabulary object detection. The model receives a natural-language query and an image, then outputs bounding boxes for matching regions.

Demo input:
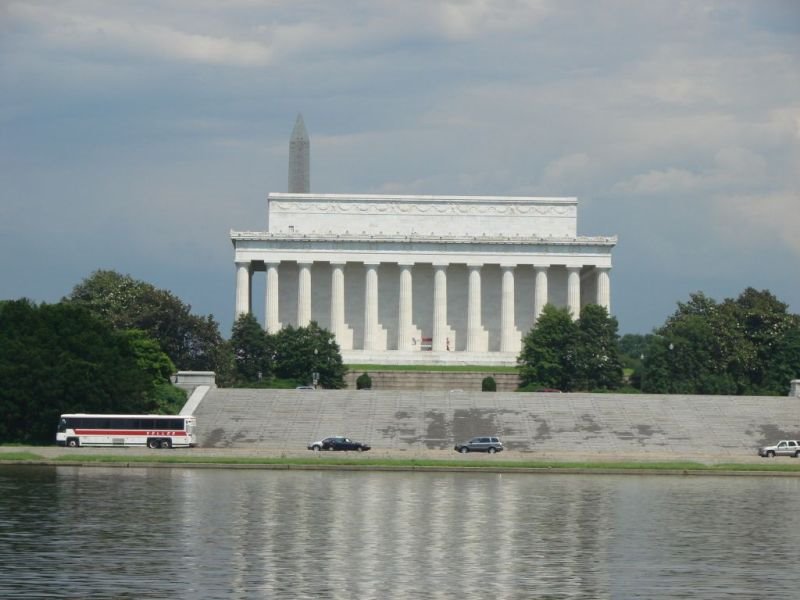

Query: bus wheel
[160,439,172,449]
[66,438,79,448]
[147,438,160,449]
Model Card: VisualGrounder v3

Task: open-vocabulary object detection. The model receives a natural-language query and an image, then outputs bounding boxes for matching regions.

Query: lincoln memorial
[231,192,616,365]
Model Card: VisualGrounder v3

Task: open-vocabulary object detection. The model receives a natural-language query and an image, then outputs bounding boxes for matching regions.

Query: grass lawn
[3,452,799,473]
[0,452,44,461]
[346,364,519,373]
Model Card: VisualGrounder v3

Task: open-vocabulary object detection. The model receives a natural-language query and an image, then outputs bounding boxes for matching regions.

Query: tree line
[0,298,185,443]
[229,313,347,389]
[623,288,800,395]
[517,288,799,396]
[0,270,345,443]
[66,270,347,388]
[2,269,797,443]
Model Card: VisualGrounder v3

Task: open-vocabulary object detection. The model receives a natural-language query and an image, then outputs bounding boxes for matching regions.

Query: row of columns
[235,261,611,352]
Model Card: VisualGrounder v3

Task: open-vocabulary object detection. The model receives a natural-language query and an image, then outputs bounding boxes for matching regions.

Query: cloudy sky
[2,0,798,336]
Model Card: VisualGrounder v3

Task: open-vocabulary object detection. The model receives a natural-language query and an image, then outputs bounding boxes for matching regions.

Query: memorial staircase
[190,388,800,458]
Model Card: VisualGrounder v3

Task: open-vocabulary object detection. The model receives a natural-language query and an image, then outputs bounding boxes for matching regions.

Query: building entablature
[231,232,616,269]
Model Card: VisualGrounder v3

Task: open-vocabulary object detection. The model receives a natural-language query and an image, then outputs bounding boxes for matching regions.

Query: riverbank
[2,446,799,476]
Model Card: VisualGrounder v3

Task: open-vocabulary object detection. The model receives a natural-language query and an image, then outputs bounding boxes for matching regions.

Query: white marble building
[231,192,616,365]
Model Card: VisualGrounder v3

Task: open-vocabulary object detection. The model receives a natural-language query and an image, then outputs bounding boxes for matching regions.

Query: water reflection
[1,466,798,598]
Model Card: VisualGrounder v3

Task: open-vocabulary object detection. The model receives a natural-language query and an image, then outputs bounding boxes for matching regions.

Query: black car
[454,436,504,454]
[308,436,371,452]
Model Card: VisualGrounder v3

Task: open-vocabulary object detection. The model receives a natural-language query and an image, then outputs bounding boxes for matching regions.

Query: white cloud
[6,2,272,66]
[541,153,590,184]
[712,146,767,181]
[2,0,800,332]
[713,191,800,256]
[613,167,701,195]
[434,0,551,40]
[614,146,770,195]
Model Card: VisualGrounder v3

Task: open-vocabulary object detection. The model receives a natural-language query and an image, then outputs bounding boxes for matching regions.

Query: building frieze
[269,200,576,218]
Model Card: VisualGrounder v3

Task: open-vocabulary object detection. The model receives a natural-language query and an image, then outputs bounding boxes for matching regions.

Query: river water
[1,466,798,599]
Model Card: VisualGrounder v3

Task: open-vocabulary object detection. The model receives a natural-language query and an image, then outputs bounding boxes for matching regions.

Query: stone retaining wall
[344,370,520,391]
[192,389,800,458]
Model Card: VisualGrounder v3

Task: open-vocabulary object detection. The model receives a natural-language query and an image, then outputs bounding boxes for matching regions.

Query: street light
[312,348,319,389]
[640,353,645,392]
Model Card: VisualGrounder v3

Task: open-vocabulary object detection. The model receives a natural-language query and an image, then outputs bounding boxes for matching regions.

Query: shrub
[356,372,372,390]
[481,376,497,392]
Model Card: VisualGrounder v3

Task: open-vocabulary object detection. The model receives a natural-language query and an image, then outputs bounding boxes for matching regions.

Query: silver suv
[758,440,800,457]
[454,436,504,454]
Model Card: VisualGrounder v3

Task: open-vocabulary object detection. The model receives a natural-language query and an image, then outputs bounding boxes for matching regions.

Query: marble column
[533,266,548,324]
[265,262,280,333]
[567,266,581,320]
[466,264,483,352]
[500,265,516,352]
[330,262,346,343]
[363,263,379,350]
[432,264,448,352]
[397,263,413,351]
[234,261,251,318]
[297,261,312,326]
[596,267,611,313]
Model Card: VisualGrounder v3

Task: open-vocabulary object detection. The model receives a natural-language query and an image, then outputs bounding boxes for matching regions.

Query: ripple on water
[1,467,799,598]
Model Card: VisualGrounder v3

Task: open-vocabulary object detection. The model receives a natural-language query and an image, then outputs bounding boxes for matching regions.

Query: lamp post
[312,348,319,389]
[667,342,675,393]
[640,353,645,392]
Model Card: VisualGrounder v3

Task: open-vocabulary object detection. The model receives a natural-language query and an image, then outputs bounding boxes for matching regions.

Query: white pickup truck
[758,440,800,458]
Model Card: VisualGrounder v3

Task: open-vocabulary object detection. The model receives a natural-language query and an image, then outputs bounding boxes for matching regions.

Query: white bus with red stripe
[56,414,196,449]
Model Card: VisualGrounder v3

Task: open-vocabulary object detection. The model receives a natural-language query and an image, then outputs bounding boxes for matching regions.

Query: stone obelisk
[288,114,310,193]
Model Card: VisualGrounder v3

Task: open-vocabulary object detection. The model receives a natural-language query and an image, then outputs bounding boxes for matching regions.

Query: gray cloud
[1,0,798,334]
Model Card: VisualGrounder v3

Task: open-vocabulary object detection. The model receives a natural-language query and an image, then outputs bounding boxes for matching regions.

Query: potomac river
[1,463,799,599]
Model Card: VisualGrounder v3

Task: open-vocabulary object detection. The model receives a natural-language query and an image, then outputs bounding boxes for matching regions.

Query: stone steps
[192,388,800,456]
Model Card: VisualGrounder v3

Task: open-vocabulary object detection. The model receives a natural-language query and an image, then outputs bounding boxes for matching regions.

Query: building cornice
[230,230,617,247]
[268,193,577,205]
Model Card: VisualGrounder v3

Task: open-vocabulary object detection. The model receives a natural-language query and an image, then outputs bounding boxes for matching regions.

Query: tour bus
[56,414,196,449]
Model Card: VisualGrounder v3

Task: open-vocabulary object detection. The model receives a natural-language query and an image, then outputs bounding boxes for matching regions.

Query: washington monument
[288,114,310,193]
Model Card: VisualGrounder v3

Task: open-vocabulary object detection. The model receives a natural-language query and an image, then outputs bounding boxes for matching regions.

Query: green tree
[642,312,739,395]
[230,313,273,383]
[66,270,226,372]
[618,333,649,360]
[121,329,186,413]
[641,288,800,395]
[122,329,176,382]
[575,304,624,391]
[0,300,170,444]
[271,322,347,388]
[518,305,579,391]
[619,333,662,388]
[725,288,800,394]
[208,339,237,388]
[757,325,800,395]
[356,372,372,390]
